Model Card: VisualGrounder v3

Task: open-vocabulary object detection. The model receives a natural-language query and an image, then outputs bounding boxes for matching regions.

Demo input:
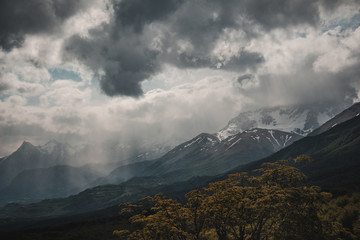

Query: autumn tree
[114,156,347,240]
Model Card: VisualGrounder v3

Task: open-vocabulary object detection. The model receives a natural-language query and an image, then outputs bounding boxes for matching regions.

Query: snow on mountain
[144,129,302,178]
[220,128,302,154]
[166,133,220,156]
[217,103,349,140]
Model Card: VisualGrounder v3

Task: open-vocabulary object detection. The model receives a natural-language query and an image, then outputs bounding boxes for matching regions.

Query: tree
[114,156,348,239]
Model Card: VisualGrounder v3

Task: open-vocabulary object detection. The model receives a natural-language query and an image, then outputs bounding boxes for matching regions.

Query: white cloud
[212,28,248,64]
[0,71,249,155]
[5,95,27,106]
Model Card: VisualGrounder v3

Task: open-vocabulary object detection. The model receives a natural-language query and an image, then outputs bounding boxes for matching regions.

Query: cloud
[236,56,360,107]
[5,95,27,106]
[63,26,162,97]
[0,81,10,93]
[52,112,82,128]
[219,51,265,71]
[102,75,248,144]
[237,74,253,83]
[2,0,358,98]
[113,0,184,32]
[0,73,46,97]
[1,0,360,157]
[242,0,320,30]
[0,0,92,51]
[0,71,247,156]
[63,0,327,97]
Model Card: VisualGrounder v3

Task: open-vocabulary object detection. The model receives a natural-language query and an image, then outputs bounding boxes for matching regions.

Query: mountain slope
[230,114,360,193]
[309,102,360,136]
[0,165,100,206]
[1,114,359,221]
[93,160,155,185]
[142,129,301,179]
[0,141,72,189]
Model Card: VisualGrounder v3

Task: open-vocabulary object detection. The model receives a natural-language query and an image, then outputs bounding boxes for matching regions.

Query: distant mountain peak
[222,128,302,152]
[217,103,349,140]
[144,127,302,179]
[18,141,36,151]
[40,139,62,154]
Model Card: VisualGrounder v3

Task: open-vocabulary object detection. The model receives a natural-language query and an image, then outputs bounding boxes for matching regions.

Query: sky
[0,0,360,156]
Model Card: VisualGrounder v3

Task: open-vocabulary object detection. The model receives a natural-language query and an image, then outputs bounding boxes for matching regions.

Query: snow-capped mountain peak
[221,128,302,153]
[217,103,349,139]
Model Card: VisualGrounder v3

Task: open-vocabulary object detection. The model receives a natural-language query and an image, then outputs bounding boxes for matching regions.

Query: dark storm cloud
[220,52,265,72]
[62,0,356,97]
[0,0,89,51]
[112,0,184,33]
[174,53,212,69]
[63,27,161,97]
[318,0,359,12]
[62,0,262,96]
[63,0,184,97]
[237,74,254,84]
[99,50,159,97]
[168,51,264,71]
[242,0,320,30]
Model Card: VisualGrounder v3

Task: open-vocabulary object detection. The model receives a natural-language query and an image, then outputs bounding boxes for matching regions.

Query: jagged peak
[19,141,35,148]
[14,141,37,153]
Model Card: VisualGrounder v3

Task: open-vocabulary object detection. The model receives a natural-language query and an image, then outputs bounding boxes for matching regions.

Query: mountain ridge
[0,106,359,223]
[309,102,360,136]
[100,128,302,184]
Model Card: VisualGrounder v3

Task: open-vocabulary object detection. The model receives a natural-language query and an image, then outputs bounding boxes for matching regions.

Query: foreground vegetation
[1,156,359,240]
[114,156,360,240]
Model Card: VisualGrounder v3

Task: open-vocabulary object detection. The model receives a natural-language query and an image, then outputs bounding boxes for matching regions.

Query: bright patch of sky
[49,68,82,82]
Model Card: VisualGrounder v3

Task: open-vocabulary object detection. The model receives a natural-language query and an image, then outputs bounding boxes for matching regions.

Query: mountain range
[95,128,302,185]
[0,128,301,205]
[140,128,301,179]
[0,102,359,225]
[3,103,329,205]
[0,140,73,190]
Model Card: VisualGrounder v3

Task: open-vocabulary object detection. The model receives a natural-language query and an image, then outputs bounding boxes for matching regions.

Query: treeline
[114,155,360,240]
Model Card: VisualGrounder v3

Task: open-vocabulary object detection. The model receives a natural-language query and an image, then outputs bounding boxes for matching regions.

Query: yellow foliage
[114,156,356,240]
